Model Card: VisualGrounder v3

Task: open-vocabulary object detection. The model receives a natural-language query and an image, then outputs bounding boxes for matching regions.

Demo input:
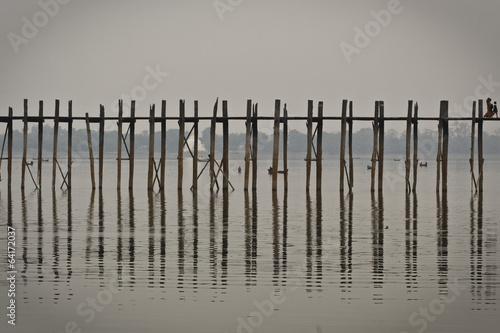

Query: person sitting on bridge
[493,101,498,118]
[484,98,495,118]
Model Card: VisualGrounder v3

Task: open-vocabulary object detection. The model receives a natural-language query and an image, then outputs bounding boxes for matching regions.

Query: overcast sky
[1,0,499,133]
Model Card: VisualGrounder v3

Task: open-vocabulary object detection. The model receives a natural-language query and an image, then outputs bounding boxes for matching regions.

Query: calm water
[0,157,499,332]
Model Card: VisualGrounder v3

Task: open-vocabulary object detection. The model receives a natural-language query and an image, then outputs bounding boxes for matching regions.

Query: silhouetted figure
[484,98,495,118]
[268,166,273,174]
[493,101,498,118]
[237,166,241,174]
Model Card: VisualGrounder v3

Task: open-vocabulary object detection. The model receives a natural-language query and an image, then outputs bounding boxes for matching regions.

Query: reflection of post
[37,190,43,283]
[340,193,353,295]
[209,192,217,293]
[244,191,251,287]
[128,189,135,288]
[371,191,384,297]
[282,190,288,284]
[85,190,95,277]
[21,189,28,283]
[160,190,166,285]
[177,191,185,295]
[436,191,448,296]
[192,191,198,292]
[148,191,155,287]
[305,190,312,293]
[52,189,60,286]
[98,190,105,281]
[116,189,123,282]
[405,193,418,296]
[222,190,229,290]
[315,191,322,292]
[272,191,280,285]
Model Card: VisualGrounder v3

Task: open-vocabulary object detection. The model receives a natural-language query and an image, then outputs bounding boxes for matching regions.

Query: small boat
[26,161,34,166]
[419,162,427,167]
[42,158,49,162]
[393,158,400,161]
[367,165,372,170]
[277,170,288,174]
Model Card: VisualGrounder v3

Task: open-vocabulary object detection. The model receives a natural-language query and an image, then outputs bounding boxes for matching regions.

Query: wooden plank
[306,100,313,191]
[148,105,155,190]
[52,100,60,188]
[412,103,418,193]
[441,101,449,192]
[178,100,185,191]
[222,100,229,191]
[21,100,28,189]
[99,106,105,190]
[128,101,135,190]
[160,100,166,190]
[85,112,96,189]
[405,101,412,192]
[316,102,323,192]
[117,100,123,190]
[377,102,385,192]
[192,101,198,191]
[340,100,347,192]
[244,100,252,191]
[272,99,280,192]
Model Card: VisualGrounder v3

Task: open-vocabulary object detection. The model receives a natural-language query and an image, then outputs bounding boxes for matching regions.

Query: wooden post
[370,101,379,192]
[128,101,135,190]
[99,106,105,190]
[441,101,449,192]
[348,101,353,191]
[85,112,96,189]
[340,100,347,192]
[405,101,412,192]
[272,99,280,192]
[283,104,289,192]
[436,105,443,193]
[192,101,199,191]
[67,101,73,189]
[7,108,13,189]
[478,100,483,193]
[244,100,252,191]
[160,100,167,191]
[412,103,418,193]
[378,101,385,192]
[470,102,476,193]
[316,102,323,192]
[210,99,218,191]
[38,101,43,188]
[252,104,258,191]
[306,100,313,191]
[222,100,229,191]
[52,100,60,188]
[117,100,123,190]
[178,100,185,191]
[148,105,155,191]
[21,99,28,189]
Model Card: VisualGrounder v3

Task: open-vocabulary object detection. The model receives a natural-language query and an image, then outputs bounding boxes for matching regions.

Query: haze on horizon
[1,0,500,134]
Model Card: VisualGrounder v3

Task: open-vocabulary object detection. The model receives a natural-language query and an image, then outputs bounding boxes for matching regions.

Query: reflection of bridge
[0,98,498,193]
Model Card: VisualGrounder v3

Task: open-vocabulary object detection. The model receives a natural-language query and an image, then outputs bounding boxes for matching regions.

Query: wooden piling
[272,99,280,192]
[244,100,252,191]
[21,100,28,189]
[348,101,353,191]
[148,105,155,191]
[7,108,13,189]
[192,101,199,191]
[478,100,483,193]
[252,104,258,191]
[178,100,185,191]
[306,100,313,191]
[38,101,43,188]
[117,101,123,190]
[340,100,347,192]
[441,101,449,192]
[470,102,476,193]
[436,107,442,193]
[52,100,60,188]
[99,106,105,190]
[222,101,229,191]
[209,99,218,191]
[370,101,379,192]
[128,102,135,190]
[67,101,73,189]
[160,100,167,191]
[377,102,385,192]
[85,112,95,189]
[412,103,418,193]
[283,104,289,192]
[405,101,412,192]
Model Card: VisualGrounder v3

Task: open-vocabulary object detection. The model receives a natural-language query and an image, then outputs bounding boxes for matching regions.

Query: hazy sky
[1,0,500,133]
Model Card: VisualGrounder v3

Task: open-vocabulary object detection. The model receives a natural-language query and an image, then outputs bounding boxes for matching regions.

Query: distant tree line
[2,123,500,158]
